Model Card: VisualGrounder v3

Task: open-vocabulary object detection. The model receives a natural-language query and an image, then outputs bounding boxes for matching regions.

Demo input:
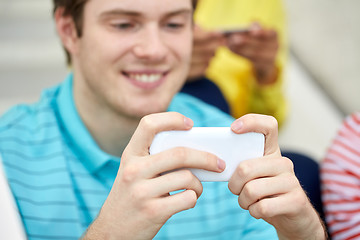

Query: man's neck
[81,109,140,157]
[73,80,140,158]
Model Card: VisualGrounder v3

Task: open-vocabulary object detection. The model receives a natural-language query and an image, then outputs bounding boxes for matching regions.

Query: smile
[128,73,162,83]
[123,71,167,89]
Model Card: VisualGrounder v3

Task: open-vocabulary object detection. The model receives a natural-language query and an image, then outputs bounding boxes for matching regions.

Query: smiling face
[69,0,193,119]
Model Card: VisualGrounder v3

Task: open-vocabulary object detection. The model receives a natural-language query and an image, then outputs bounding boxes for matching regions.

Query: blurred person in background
[321,112,360,240]
[181,0,287,126]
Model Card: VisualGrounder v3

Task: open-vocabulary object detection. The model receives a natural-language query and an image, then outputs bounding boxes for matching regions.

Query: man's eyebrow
[165,9,193,18]
[99,9,141,19]
[99,8,192,19]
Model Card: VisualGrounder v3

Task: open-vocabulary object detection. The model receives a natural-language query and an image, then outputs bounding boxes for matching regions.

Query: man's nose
[133,26,168,62]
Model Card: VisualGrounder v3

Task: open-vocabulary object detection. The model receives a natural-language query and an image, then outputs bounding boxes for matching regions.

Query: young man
[0,0,326,239]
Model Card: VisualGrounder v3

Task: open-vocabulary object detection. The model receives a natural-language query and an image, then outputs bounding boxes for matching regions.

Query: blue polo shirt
[0,74,277,239]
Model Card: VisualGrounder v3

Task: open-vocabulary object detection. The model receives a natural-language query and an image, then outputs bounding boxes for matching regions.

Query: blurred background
[0,0,359,162]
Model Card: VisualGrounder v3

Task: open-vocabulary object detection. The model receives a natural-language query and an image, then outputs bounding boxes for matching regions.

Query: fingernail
[217,158,226,171]
[231,120,243,132]
[184,117,193,128]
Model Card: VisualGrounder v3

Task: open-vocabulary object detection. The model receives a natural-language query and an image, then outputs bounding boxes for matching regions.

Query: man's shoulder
[0,85,61,135]
[0,84,67,170]
[170,93,235,127]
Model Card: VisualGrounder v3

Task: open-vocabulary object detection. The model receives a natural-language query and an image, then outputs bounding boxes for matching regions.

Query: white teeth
[129,73,162,83]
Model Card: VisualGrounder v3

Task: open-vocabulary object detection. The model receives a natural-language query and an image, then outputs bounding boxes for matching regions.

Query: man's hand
[187,25,225,81]
[229,114,326,240]
[226,23,279,85]
[83,112,225,240]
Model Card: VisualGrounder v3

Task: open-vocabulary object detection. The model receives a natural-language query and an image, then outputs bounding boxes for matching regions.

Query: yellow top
[194,0,288,126]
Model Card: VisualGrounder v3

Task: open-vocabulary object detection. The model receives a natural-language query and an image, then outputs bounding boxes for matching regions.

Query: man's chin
[137,109,167,118]
[113,97,172,120]
[120,107,168,120]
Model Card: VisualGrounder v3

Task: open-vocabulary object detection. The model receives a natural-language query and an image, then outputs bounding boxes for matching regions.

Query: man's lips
[122,71,168,89]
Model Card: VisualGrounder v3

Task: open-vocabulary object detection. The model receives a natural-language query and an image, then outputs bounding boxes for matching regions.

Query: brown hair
[53,0,197,65]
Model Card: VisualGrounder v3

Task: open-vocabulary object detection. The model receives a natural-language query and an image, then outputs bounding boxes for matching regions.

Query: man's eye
[166,23,184,29]
[112,23,134,30]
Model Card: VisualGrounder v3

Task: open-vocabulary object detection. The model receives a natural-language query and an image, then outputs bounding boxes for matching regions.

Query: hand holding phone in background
[187,22,280,85]
[187,25,226,81]
[225,22,279,85]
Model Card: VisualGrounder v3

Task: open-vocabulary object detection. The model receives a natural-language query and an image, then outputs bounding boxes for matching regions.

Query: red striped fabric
[321,112,360,240]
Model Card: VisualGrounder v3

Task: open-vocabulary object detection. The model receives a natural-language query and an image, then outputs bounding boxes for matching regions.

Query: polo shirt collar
[55,73,119,173]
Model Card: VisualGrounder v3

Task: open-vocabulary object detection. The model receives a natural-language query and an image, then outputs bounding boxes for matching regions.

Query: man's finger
[228,156,293,195]
[145,147,225,178]
[149,169,203,198]
[125,112,193,156]
[237,172,297,210]
[230,114,280,155]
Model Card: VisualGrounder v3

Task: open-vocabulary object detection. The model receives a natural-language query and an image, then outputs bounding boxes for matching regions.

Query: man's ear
[54,8,79,57]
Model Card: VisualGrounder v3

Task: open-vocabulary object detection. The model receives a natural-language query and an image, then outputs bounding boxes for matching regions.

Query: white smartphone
[149,127,264,182]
